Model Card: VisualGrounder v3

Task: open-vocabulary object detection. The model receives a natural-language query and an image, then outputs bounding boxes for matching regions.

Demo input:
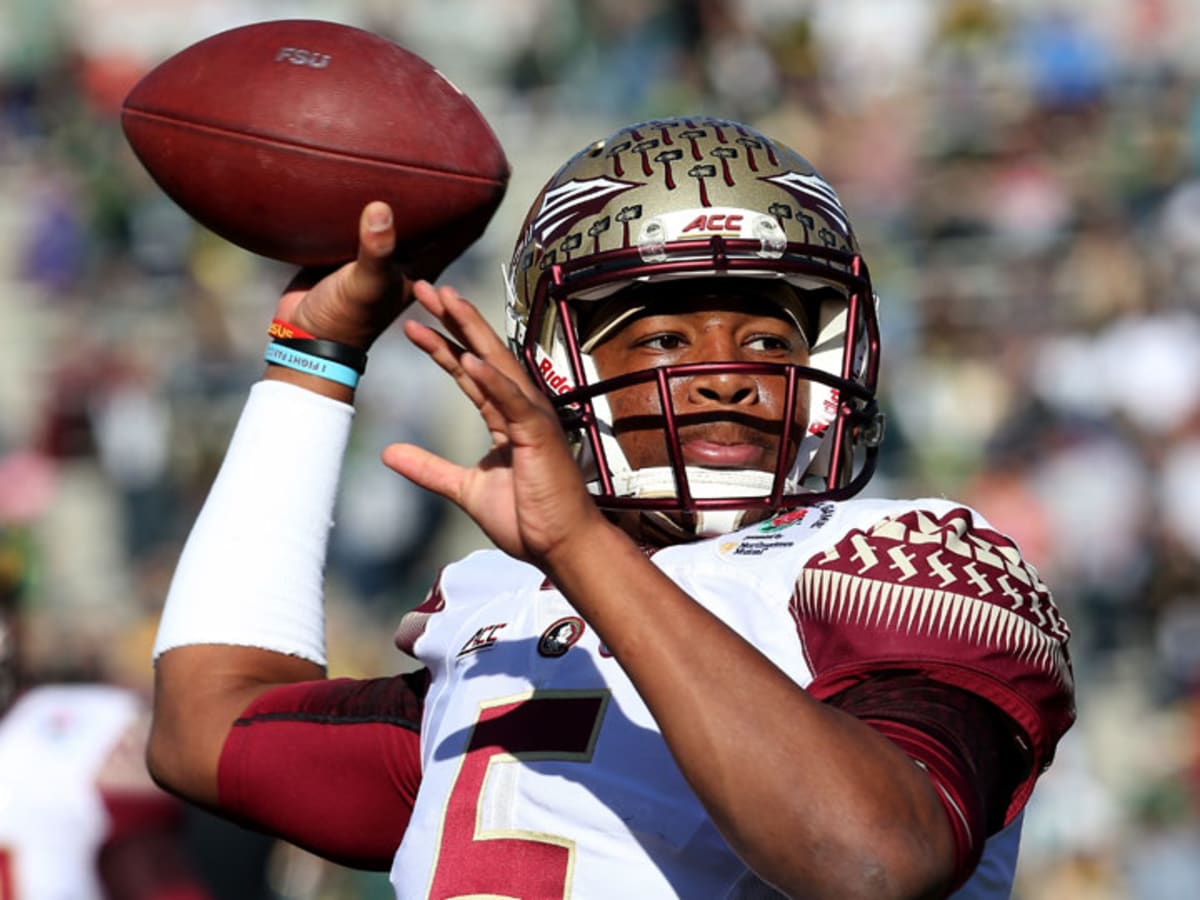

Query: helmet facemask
[505,119,884,540]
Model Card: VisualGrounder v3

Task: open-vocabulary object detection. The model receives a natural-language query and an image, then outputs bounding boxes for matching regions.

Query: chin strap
[592,466,789,539]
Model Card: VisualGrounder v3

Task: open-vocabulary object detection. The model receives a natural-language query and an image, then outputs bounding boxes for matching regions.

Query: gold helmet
[505,117,883,539]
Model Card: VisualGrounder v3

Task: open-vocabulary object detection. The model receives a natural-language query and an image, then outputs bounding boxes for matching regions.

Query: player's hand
[381,282,613,567]
[273,201,414,350]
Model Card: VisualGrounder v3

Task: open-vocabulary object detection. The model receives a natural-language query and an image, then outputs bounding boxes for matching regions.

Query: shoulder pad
[795,504,1075,820]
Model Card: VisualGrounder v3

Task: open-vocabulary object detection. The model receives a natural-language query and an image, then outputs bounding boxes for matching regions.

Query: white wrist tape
[153,380,355,666]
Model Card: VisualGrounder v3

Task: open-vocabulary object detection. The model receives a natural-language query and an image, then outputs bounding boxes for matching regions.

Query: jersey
[386,497,1074,898]
[0,684,140,900]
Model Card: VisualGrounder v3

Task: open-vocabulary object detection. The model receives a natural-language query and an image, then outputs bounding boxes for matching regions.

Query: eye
[638,333,687,351]
[745,333,794,353]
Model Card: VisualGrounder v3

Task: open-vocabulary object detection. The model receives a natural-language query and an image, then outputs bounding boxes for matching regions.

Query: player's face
[589,286,811,474]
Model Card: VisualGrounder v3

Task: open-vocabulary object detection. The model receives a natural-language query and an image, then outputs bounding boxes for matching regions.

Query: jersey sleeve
[793,504,1076,824]
[217,670,428,870]
[826,672,1032,890]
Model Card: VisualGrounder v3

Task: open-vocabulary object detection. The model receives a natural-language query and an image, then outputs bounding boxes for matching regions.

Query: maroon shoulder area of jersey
[793,506,1075,794]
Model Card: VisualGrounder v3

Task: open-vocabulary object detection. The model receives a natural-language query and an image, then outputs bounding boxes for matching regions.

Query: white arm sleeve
[152,380,355,666]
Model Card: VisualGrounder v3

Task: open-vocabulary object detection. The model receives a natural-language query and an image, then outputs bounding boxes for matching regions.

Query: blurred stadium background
[1,1,1198,897]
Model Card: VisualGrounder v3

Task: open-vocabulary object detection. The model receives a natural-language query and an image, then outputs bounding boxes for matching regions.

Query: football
[121,19,510,270]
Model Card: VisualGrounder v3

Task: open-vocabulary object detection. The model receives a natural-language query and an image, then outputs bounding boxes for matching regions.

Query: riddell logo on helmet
[681,214,743,233]
[538,357,574,395]
[809,390,840,435]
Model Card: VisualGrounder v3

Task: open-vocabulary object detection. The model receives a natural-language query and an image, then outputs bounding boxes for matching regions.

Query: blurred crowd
[2,0,1199,897]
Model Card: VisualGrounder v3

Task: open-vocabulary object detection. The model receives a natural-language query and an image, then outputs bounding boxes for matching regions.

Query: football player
[0,527,212,900]
[149,119,1074,899]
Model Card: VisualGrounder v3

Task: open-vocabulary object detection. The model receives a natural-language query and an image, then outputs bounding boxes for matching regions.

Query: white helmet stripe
[762,171,850,237]
[533,177,635,245]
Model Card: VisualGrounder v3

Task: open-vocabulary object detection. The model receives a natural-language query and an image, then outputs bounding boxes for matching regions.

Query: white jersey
[0,684,140,900]
[391,497,1073,899]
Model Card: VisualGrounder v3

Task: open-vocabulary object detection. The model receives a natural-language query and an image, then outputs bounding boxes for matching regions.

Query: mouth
[681,438,769,468]
[611,412,786,471]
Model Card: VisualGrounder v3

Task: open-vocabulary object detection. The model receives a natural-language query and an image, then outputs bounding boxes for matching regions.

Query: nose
[686,368,760,407]
[679,328,763,407]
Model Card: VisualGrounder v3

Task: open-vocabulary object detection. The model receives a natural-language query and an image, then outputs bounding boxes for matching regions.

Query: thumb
[345,201,398,290]
[381,442,464,504]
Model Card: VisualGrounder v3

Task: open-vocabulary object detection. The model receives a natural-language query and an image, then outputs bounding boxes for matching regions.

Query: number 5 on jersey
[426,691,610,899]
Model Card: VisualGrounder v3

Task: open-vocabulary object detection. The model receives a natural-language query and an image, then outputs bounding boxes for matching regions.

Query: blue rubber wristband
[264,342,360,389]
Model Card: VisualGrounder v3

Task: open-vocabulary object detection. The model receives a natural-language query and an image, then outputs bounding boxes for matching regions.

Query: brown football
[121,19,510,269]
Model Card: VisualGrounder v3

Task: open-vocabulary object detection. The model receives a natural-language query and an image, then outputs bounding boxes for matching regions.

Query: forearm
[150,378,352,806]
[149,648,322,807]
[543,522,954,899]
[151,202,414,807]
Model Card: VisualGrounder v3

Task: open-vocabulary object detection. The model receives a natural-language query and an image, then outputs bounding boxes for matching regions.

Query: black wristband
[271,337,368,374]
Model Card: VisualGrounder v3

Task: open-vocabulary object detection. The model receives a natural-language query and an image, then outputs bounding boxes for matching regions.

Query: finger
[402,319,487,409]
[460,351,560,446]
[411,279,446,317]
[434,290,552,408]
[410,283,502,356]
[380,442,464,504]
[403,320,513,440]
[440,290,525,374]
[411,281,473,349]
[410,281,555,418]
[343,202,411,306]
[358,201,397,262]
